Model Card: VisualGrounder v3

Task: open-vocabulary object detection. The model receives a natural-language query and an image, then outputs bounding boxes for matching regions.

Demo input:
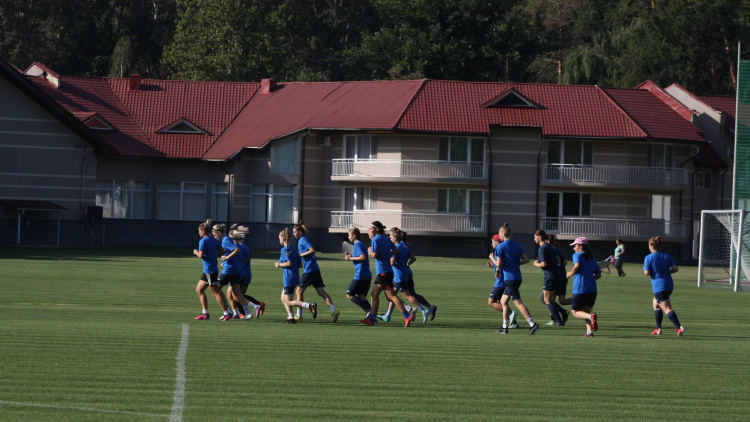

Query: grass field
[1,247,749,421]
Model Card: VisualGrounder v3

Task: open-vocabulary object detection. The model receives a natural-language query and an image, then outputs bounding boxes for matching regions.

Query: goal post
[697,210,749,291]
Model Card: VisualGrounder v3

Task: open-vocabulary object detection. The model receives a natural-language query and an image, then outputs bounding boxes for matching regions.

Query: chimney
[129,74,141,91]
[260,78,277,94]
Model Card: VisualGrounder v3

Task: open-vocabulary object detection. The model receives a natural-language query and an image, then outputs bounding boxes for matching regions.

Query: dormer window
[484,88,541,109]
[161,119,206,134]
[84,116,114,131]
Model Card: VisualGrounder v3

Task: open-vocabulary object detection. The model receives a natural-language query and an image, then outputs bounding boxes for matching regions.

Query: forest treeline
[1,0,748,95]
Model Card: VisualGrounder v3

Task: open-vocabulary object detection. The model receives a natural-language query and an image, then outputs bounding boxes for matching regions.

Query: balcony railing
[331,211,485,233]
[540,217,686,238]
[542,164,688,186]
[332,159,486,179]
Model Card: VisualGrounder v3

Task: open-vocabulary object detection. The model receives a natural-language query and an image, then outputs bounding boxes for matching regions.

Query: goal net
[697,210,750,291]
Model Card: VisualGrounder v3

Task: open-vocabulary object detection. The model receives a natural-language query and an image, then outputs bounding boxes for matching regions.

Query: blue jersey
[392,242,413,283]
[297,236,320,273]
[279,245,301,288]
[492,243,505,288]
[537,242,559,281]
[572,252,600,294]
[222,235,235,253]
[371,234,395,274]
[239,243,253,281]
[221,240,243,276]
[497,240,524,281]
[351,241,372,280]
[198,236,220,274]
[643,251,676,293]
[551,245,567,280]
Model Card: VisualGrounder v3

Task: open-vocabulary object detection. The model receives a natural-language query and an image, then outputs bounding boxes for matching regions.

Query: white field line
[0,400,167,418]
[170,323,189,422]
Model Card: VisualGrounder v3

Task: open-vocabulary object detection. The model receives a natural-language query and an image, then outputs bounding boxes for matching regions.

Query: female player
[643,236,685,336]
[367,221,414,327]
[343,227,375,322]
[532,229,566,326]
[192,219,232,320]
[487,234,517,331]
[614,238,626,277]
[219,229,253,320]
[222,226,262,319]
[490,223,538,334]
[566,237,601,337]
[293,222,339,322]
[383,227,436,323]
[233,225,264,318]
[274,228,317,324]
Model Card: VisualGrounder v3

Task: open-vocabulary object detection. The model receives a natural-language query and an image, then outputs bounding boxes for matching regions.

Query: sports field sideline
[1,247,749,421]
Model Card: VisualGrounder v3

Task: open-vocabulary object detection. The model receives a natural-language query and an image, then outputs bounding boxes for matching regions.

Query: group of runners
[489,223,685,337]
[193,218,684,336]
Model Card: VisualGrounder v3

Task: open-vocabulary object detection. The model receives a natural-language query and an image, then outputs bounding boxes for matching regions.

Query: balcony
[331,159,486,184]
[542,164,688,188]
[540,217,687,240]
[330,211,485,236]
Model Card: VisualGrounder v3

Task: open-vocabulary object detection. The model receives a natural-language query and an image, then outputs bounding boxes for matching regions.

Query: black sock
[350,296,371,313]
[666,310,681,329]
[547,303,563,324]
[654,309,663,329]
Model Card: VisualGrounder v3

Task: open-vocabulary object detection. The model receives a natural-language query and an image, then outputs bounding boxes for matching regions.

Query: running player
[192,219,232,321]
[643,236,685,336]
[566,237,601,337]
[274,228,317,324]
[343,227,375,322]
[293,221,339,322]
[367,221,415,327]
[532,229,567,326]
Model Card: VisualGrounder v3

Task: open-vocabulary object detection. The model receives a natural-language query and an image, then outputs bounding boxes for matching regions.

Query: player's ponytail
[649,236,662,251]
[499,223,511,238]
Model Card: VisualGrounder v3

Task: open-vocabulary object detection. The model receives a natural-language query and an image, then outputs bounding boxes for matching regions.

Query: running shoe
[294,315,302,321]
[583,333,594,337]
[220,314,233,321]
[562,310,570,323]
[544,321,555,326]
[554,321,565,327]
[286,318,296,324]
[404,314,415,327]
[651,328,662,335]
[331,310,340,323]
[529,323,539,335]
[509,323,519,329]
[194,313,209,320]
[239,314,246,320]
[422,311,428,323]
[508,310,518,326]
[259,302,265,316]
[254,306,261,319]
[376,314,390,323]
[496,327,509,334]
[360,318,376,326]
[677,326,685,336]
[590,313,598,332]
[429,306,437,321]
[310,303,318,319]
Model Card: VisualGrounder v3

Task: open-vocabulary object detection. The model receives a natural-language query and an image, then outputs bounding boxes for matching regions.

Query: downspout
[298,130,310,223]
[535,132,543,231]
[721,166,729,208]
[81,142,87,247]
[487,133,493,238]
[217,162,232,222]
[680,147,702,257]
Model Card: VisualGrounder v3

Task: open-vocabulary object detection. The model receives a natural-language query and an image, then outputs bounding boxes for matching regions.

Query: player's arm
[520,253,530,265]
[221,247,240,261]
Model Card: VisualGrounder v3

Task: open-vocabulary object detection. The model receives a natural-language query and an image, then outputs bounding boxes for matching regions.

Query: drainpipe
[721,166,729,208]
[298,130,310,223]
[81,142,87,246]
[487,134,493,238]
[535,132,543,231]
[680,146,702,259]
[217,162,232,222]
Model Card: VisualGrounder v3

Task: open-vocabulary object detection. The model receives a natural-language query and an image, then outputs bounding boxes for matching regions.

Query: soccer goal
[697,210,750,291]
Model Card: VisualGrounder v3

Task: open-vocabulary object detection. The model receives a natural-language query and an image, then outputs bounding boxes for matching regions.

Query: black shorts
[282,286,296,295]
[542,278,557,291]
[503,279,522,300]
[654,290,673,303]
[489,286,505,300]
[374,272,394,290]
[218,273,242,287]
[394,279,415,294]
[347,278,371,296]
[555,276,569,296]
[572,292,597,311]
[299,271,325,289]
[201,272,220,286]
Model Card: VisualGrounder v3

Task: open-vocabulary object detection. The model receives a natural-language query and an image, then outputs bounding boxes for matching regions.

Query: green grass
[1,247,749,421]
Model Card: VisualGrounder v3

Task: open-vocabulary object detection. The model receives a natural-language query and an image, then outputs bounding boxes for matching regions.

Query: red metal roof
[22,66,709,160]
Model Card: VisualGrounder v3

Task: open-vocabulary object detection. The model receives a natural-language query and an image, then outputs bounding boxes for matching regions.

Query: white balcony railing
[542,164,688,186]
[331,211,484,233]
[540,217,686,238]
[332,159,486,179]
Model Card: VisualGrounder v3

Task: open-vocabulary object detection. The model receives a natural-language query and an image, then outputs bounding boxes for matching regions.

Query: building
[0,58,732,261]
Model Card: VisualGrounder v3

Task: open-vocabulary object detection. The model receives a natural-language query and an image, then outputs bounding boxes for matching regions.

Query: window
[344,187,377,211]
[546,192,592,217]
[250,184,296,223]
[547,140,593,166]
[95,179,149,219]
[648,144,674,169]
[695,172,712,188]
[272,138,299,175]
[345,135,376,160]
[650,195,671,221]
[439,136,485,177]
[162,120,205,134]
[213,183,228,220]
[437,189,483,215]
[157,182,206,220]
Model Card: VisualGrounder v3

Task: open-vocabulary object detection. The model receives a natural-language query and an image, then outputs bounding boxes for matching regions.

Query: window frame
[547,140,593,167]
[249,184,297,223]
[272,138,300,175]
[437,188,483,215]
[156,181,207,221]
[95,179,150,219]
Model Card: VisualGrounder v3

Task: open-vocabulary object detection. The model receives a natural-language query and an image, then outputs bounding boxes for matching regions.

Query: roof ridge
[596,86,649,138]
[394,79,428,130]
